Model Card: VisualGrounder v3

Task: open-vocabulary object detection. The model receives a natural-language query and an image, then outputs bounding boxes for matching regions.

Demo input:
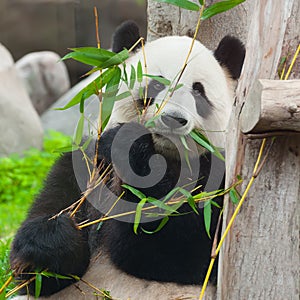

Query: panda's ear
[112,20,141,53]
[214,36,246,80]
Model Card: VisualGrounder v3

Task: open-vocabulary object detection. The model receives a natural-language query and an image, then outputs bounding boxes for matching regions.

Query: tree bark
[240,79,300,133]
[147,0,253,49]
[218,1,300,299]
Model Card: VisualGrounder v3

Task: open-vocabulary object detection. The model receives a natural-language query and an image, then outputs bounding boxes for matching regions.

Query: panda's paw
[10,215,90,295]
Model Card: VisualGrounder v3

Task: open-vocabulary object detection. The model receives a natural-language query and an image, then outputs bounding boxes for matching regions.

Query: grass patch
[0,130,71,295]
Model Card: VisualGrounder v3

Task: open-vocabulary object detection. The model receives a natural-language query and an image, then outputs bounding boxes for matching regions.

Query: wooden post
[218,0,300,299]
[240,79,300,134]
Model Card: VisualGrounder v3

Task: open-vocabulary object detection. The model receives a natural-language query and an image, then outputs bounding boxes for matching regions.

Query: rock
[0,0,147,84]
[41,73,99,137]
[0,43,43,157]
[16,51,70,115]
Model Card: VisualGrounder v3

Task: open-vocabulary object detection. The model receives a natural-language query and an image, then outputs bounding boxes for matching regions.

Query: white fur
[13,251,216,300]
[107,36,236,149]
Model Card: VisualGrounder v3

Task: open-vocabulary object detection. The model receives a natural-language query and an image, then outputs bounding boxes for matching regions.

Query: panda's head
[106,21,245,153]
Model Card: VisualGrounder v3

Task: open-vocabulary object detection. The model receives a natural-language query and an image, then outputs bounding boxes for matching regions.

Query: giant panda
[10,21,245,300]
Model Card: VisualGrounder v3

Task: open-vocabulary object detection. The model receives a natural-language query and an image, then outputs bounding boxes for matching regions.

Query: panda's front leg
[10,152,91,296]
[98,122,159,187]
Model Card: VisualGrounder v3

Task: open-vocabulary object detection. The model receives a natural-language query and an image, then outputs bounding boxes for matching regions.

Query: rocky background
[0,0,146,156]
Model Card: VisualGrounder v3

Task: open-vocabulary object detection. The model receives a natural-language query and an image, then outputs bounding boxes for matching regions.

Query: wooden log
[218,0,300,299]
[240,79,300,133]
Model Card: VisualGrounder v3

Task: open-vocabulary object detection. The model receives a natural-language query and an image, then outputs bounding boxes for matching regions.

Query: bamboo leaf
[101,49,129,69]
[40,271,72,280]
[189,130,225,161]
[122,184,146,200]
[144,74,171,86]
[180,135,191,151]
[62,47,115,66]
[189,130,214,152]
[56,68,116,111]
[229,187,241,204]
[201,0,245,20]
[203,200,212,238]
[141,216,169,234]
[101,67,122,128]
[35,273,42,299]
[134,198,148,234]
[53,144,79,153]
[154,0,200,11]
[137,61,143,83]
[81,135,94,151]
[172,83,184,92]
[74,114,84,146]
[198,0,204,5]
[178,188,198,214]
[114,91,132,101]
[147,197,178,214]
[130,65,136,89]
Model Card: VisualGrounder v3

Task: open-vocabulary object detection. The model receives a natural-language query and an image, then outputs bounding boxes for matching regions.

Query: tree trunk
[147,0,253,49]
[218,1,300,299]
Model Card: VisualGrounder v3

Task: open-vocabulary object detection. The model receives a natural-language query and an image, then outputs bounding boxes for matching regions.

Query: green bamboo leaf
[101,67,122,128]
[201,0,245,20]
[203,200,212,238]
[178,188,198,214]
[56,68,116,111]
[154,0,200,11]
[122,184,146,200]
[35,273,42,299]
[193,189,222,200]
[144,114,161,128]
[211,200,222,208]
[53,144,79,153]
[130,65,136,90]
[172,83,184,92]
[190,130,225,161]
[147,197,178,214]
[141,216,169,234]
[189,130,214,152]
[229,187,240,204]
[144,74,171,86]
[198,0,204,5]
[74,114,84,146]
[114,91,132,101]
[180,135,191,151]
[122,63,128,85]
[163,186,181,203]
[134,198,148,234]
[81,135,94,151]
[137,61,143,83]
[62,47,115,66]
[40,271,72,280]
[101,49,129,69]
[138,86,144,99]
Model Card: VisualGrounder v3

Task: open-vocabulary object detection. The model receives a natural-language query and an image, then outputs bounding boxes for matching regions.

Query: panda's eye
[192,82,205,96]
[152,80,165,91]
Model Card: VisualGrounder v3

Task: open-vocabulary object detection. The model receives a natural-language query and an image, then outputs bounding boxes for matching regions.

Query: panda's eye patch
[152,80,165,91]
[191,82,213,118]
[192,82,205,96]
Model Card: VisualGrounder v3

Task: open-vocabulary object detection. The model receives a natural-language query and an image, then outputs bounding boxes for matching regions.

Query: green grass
[0,130,71,295]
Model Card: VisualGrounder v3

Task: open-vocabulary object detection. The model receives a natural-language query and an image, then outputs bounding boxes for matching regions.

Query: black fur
[214,35,246,79]
[10,23,245,296]
[112,20,141,53]
[10,152,91,295]
[10,123,222,295]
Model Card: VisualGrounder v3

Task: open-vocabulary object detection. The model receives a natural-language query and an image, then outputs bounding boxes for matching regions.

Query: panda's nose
[161,114,188,129]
